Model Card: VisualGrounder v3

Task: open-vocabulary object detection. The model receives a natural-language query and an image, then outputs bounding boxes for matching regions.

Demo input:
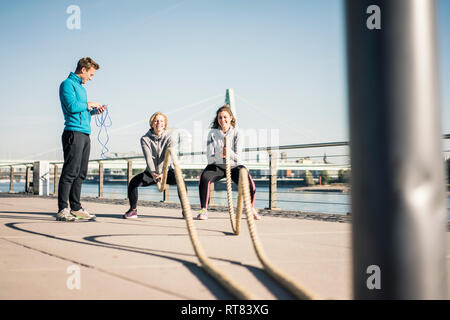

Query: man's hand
[88,101,102,110]
[88,102,106,114]
[96,105,106,114]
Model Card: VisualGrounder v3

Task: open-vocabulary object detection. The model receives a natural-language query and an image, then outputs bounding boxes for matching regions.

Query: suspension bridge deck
[0,194,447,300]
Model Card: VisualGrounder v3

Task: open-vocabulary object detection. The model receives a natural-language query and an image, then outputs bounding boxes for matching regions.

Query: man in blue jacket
[56,57,106,221]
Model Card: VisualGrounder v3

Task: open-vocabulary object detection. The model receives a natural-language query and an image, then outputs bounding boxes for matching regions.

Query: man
[56,57,106,221]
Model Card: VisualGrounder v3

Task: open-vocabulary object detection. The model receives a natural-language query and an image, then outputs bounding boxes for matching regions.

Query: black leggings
[199,164,256,209]
[127,169,187,209]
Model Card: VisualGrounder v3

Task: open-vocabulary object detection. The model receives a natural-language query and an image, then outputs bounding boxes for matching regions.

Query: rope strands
[223,136,317,300]
[152,142,317,299]
[155,148,255,299]
[225,138,242,235]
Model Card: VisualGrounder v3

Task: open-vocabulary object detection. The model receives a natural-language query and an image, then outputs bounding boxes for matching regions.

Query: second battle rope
[154,144,317,299]
[223,136,316,300]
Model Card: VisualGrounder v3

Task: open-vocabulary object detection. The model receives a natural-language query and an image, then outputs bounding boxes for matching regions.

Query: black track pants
[58,130,90,212]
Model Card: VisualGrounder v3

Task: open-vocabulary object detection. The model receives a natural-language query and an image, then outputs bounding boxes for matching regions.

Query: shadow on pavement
[2,210,297,299]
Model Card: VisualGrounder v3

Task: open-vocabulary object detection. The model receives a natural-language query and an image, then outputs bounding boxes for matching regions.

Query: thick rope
[152,144,317,299]
[223,136,317,300]
[225,137,242,235]
[155,148,256,299]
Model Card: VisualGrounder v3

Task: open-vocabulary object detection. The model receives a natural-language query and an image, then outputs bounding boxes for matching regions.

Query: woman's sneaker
[123,209,138,219]
[56,208,76,222]
[71,208,96,220]
[196,209,208,220]
[253,208,262,221]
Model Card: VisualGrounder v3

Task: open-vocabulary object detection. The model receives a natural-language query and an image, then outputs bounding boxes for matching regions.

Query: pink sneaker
[123,209,138,219]
[253,208,262,220]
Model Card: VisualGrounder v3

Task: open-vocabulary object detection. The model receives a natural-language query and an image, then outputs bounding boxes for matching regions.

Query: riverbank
[0,192,353,224]
[292,183,350,193]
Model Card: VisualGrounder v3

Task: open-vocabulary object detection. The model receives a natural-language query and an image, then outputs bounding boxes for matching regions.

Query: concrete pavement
[0,194,447,300]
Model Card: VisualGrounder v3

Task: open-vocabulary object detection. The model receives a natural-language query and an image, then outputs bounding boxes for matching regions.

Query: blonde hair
[149,112,168,130]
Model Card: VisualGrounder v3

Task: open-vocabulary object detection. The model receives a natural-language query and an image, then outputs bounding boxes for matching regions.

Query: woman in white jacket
[196,105,260,221]
[123,112,186,219]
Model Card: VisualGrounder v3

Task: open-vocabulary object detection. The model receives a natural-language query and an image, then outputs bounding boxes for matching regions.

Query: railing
[1,136,448,214]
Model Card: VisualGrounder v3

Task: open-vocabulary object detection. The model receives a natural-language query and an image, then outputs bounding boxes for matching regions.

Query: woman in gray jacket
[123,112,186,219]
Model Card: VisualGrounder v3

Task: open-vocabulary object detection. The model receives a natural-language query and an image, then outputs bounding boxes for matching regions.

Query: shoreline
[0,192,352,224]
[292,184,350,193]
[1,192,448,227]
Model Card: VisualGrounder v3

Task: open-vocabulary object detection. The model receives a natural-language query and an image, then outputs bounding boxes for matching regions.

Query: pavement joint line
[257,231,352,235]
[0,228,195,299]
[4,219,277,298]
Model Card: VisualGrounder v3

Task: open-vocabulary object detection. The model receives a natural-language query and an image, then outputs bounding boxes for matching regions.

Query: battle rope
[156,148,255,299]
[223,136,317,300]
[94,105,112,159]
[153,144,317,299]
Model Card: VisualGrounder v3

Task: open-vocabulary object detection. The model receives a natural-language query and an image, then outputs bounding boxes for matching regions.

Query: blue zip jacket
[59,72,91,134]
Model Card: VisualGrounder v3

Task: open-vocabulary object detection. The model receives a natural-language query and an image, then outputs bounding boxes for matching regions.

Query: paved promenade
[0,194,448,300]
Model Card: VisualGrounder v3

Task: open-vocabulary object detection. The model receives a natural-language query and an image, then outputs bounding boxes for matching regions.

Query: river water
[2,182,449,219]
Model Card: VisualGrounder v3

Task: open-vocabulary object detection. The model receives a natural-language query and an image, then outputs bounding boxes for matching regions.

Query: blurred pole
[25,166,32,193]
[267,151,278,210]
[127,160,133,186]
[9,166,14,193]
[53,164,59,196]
[346,0,447,299]
[163,185,170,203]
[98,161,104,198]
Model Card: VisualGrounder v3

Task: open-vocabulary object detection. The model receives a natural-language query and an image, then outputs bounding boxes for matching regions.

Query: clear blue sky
[0,0,449,160]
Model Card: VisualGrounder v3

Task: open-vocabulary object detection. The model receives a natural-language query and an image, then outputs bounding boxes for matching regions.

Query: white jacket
[206,127,243,167]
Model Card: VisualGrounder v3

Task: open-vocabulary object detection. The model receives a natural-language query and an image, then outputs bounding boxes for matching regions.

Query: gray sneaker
[56,208,77,222]
[71,208,96,220]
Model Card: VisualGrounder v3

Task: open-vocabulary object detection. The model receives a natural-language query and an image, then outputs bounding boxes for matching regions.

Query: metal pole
[98,161,104,198]
[53,165,59,196]
[25,166,32,193]
[9,166,14,193]
[163,185,170,203]
[267,151,278,210]
[346,0,447,299]
[127,160,133,186]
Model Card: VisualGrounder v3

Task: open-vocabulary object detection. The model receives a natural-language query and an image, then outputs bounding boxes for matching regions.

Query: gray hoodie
[207,127,243,167]
[141,129,173,174]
